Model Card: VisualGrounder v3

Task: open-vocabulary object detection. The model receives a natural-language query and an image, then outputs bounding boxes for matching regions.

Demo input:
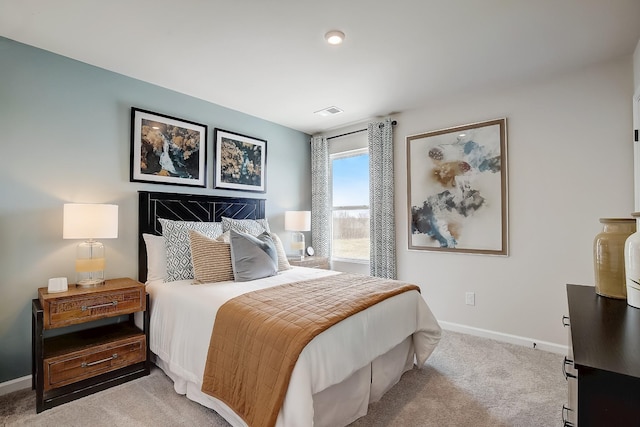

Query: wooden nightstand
[288,256,330,270]
[32,277,150,413]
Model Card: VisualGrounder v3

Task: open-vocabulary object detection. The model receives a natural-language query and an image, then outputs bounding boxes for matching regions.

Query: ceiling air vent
[314,106,344,117]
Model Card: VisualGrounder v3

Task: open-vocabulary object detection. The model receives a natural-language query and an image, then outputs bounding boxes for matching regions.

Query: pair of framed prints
[130,107,266,193]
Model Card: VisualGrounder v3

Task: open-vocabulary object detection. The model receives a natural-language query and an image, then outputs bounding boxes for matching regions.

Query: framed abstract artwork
[406,118,508,255]
[214,128,267,193]
[130,107,207,187]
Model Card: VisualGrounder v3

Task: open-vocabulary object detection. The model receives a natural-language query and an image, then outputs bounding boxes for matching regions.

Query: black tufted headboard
[138,191,266,282]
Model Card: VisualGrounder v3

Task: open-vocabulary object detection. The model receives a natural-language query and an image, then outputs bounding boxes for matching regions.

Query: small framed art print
[214,128,267,193]
[130,107,207,187]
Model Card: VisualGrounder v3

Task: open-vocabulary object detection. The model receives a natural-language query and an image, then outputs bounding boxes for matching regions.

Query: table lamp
[63,203,118,287]
[285,211,311,260]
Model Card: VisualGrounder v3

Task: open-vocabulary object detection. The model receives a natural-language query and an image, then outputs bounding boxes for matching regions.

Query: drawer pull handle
[81,353,118,368]
[562,404,572,423]
[562,315,570,327]
[563,356,576,379]
[562,404,574,426]
[81,301,118,311]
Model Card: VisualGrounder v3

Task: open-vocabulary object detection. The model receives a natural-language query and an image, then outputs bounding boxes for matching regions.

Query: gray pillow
[229,229,278,282]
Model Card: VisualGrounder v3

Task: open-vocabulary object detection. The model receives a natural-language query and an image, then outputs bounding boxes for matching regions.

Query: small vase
[625,213,640,308]
[594,218,635,299]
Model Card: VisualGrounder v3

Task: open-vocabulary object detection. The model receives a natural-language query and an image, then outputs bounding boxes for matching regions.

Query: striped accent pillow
[188,230,234,284]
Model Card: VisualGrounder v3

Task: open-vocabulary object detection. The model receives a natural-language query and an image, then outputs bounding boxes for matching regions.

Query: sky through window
[332,154,369,207]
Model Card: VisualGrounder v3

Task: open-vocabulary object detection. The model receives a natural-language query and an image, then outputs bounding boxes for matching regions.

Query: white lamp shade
[285,211,311,232]
[63,204,119,239]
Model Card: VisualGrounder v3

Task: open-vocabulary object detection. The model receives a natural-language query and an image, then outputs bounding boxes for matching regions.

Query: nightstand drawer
[39,284,145,329]
[44,334,146,391]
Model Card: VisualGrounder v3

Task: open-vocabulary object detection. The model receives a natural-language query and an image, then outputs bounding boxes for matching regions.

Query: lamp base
[290,231,305,260]
[76,240,106,287]
[76,278,106,287]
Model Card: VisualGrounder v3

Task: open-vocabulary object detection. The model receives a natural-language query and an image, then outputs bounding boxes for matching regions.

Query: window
[331,149,370,261]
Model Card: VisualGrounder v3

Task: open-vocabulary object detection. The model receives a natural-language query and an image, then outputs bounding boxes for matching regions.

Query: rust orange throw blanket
[200,273,420,427]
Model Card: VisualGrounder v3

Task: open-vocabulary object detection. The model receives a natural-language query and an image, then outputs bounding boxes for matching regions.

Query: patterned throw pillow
[221,217,270,235]
[159,218,223,282]
[188,230,234,284]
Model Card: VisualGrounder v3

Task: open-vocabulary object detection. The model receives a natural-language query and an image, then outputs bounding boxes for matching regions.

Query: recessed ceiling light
[325,30,345,45]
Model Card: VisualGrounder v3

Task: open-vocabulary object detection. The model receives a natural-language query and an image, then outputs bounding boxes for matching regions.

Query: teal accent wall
[0,37,310,383]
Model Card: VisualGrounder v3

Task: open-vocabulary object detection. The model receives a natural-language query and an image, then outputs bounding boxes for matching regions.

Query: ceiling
[1,1,640,135]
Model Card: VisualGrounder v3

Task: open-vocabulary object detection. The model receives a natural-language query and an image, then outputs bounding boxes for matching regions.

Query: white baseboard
[439,321,568,355]
[0,374,31,396]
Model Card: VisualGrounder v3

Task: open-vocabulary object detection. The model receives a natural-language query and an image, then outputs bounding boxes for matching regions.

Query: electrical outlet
[465,292,475,306]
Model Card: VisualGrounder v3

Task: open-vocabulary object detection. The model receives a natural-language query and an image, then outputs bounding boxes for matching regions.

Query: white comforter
[145,267,441,426]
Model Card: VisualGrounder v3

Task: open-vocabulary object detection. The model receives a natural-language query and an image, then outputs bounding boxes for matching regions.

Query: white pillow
[159,218,224,282]
[269,232,292,271]
[142,233,167,283]
[216,230,231,243]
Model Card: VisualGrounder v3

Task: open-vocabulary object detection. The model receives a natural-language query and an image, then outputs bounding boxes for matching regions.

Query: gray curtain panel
[368,118,396,279]
[310,136,331,258]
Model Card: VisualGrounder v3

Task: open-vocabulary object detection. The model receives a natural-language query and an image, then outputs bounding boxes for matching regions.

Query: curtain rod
[326,120,397,140]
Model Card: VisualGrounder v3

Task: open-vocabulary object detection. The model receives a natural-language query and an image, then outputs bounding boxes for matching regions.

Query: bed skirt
[152,335,415,427]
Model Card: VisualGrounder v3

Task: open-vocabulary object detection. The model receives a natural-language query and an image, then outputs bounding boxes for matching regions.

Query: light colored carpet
[0,330,566,426]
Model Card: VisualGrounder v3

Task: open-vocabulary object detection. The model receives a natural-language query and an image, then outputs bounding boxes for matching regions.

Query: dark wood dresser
[564,284,640,426]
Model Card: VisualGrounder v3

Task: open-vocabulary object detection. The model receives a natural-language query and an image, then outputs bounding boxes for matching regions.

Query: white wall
[634,39,640,91]
[393,56,634,347]
[634,39,640,210]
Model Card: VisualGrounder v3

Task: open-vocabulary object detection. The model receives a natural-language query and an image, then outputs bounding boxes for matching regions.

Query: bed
[137,190,442,427]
